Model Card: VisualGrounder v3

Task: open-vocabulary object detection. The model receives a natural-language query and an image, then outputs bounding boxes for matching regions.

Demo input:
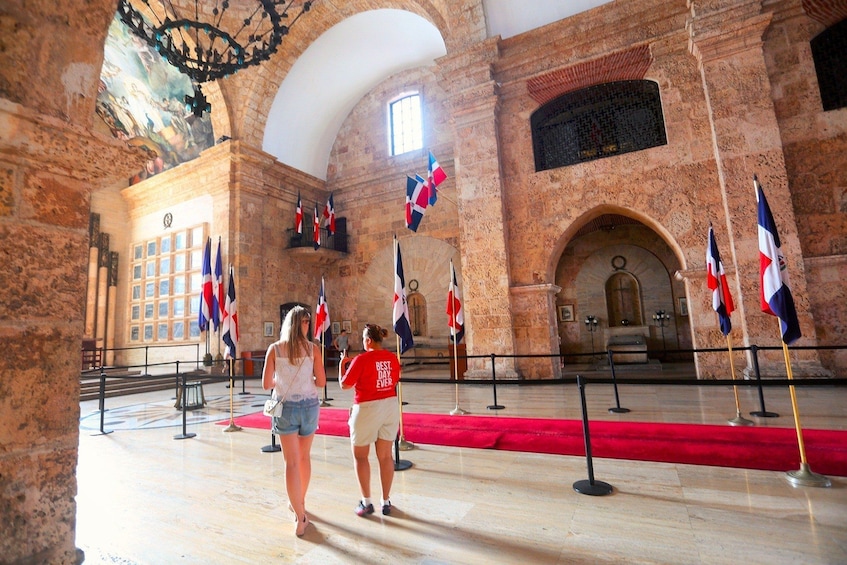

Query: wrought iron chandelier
[117,0,314,116]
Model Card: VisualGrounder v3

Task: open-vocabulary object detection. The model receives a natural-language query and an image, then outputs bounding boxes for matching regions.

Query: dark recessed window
[811,19,847,112]
[531,80,667,171]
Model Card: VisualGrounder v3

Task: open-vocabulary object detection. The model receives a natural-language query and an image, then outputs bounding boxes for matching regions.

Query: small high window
[531,80,667,171]
[811,19,847,112]
[389,94,423,156]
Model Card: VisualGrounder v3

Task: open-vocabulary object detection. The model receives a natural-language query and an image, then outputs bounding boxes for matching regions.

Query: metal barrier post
[573,375,613,496]
[487,353,505,410]
[174,363,196,440]
[607,350,630,413]
[92,367,113,436]
[749,344,779,418]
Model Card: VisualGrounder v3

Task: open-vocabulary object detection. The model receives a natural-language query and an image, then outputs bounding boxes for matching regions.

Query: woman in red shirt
[339,323,401,517]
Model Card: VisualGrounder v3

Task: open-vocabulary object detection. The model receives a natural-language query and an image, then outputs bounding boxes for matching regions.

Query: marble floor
[76,365,847,564]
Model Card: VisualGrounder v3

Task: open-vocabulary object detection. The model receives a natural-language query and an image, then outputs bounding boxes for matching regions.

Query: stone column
[106,251,119,366]
[687,0,825,377]
[84,213,100,338]
[95,234,110,350]
[511,284,563,379]
[437,38,519,379]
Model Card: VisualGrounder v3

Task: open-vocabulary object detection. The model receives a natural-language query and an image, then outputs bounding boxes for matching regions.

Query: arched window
[531,80,666,171]
[605,272,643,327]
[811,18,847,111]
[407,292,427,337]
[389,93,423,156]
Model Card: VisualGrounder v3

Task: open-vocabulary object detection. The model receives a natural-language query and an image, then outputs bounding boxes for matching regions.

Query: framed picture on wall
[331,321,341,335]
[559,304,575,322]
[678,297,688,316]
[342,320,352,333]
[263,321,274,337]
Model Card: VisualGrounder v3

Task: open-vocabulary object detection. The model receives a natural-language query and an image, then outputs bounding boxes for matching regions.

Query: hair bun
[380,327,388,338]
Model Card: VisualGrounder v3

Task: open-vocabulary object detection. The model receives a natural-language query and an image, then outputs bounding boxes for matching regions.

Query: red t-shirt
[341,349,401,404]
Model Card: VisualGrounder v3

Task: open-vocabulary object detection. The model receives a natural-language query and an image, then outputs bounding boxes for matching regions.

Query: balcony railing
[286,217,347,254]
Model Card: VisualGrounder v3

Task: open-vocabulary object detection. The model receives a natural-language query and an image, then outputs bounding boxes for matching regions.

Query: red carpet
[222,408,847,477]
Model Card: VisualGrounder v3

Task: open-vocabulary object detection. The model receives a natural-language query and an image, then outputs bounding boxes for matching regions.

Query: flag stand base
[785,463,831,488]
[727,412,754,426]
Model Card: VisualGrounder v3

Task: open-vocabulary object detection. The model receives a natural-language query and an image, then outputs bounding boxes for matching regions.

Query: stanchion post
[393,435,412,471]
[261,431,281,453]
[749,344,779,418]
[142,345,150,376]
[93,367,113,436]
[174,370,196,440]
[607,350,630,414]
[487,353,505,410]
[573,375,613,496]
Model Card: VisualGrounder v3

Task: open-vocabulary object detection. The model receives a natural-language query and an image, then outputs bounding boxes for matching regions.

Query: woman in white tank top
[262,306,327,537]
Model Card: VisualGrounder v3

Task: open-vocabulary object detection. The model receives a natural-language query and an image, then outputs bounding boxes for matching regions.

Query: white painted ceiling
[263,1,611,180]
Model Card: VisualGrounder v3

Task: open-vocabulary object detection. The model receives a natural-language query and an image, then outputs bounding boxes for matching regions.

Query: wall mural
[96,16,215,185]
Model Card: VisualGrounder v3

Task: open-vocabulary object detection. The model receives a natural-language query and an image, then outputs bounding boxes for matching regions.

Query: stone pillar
[106,251,119,366]
[95,234,110,349]
[687,0,825,377]
[511,284,563,379]
[437,39,519,379]
[84,214,100,338]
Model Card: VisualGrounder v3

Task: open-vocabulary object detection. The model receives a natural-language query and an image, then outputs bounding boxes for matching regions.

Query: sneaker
[381,501,391,516]
[355,501,374,517]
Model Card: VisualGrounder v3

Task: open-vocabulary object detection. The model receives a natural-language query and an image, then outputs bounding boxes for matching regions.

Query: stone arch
[356,236,459,345]
[552,207,691,360]
[236,1,452,149]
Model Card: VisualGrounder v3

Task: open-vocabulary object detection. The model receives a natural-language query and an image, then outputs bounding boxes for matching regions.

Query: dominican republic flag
[756,176,801,344]
[393,237,414,353]
[427,151,447,206]
[315,277,331,345]
[446,260,465,344]
[222,265,239,359]
[198,236,213,332]
[212,237,223,332]
[706,224,734,336]
[322,192,336,235]
[295,191,303,234]
[313,204,321,250]
[405,175,428,232]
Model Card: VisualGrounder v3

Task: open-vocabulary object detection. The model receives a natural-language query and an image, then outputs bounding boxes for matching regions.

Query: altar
[605,326,649,364]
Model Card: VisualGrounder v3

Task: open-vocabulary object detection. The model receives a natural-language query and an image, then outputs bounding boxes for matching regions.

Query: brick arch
[232,0,451,149]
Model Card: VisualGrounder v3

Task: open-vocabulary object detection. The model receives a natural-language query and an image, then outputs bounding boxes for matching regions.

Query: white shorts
[349,397,400,447]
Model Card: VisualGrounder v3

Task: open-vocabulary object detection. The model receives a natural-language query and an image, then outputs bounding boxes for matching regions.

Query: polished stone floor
[76,364,847,564]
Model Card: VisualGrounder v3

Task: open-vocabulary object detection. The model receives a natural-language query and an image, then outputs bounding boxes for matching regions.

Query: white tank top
[272,342,318,401]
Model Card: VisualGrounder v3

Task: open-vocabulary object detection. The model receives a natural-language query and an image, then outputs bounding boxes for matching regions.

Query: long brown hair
[279,306,312,365]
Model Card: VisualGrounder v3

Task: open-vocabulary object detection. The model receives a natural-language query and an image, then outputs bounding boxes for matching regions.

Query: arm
[338,350,355,390]
[312,342,327,388]
[261,345,276,391]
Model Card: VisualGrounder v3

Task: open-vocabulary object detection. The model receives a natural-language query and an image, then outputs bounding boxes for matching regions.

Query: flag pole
[395,336,414,450]
[449,261,468,415]
[222,357,242,433]
[725,335,752,426]
[780,320,829,487]
[320,339,331,407]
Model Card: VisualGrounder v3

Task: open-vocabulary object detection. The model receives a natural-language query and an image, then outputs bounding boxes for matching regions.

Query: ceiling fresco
[96,17,215,185]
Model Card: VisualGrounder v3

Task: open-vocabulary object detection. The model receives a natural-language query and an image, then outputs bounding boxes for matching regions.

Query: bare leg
[279,433,306,520]
[374,438,394,502]
[352,444,371,499]
[298,434,315,509]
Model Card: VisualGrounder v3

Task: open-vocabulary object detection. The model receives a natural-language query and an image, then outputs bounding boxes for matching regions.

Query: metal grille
[812,18,847,112]
[531,80,667,171]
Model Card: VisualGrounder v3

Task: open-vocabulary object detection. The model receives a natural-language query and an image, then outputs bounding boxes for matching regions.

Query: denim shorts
[273,397,320,436]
